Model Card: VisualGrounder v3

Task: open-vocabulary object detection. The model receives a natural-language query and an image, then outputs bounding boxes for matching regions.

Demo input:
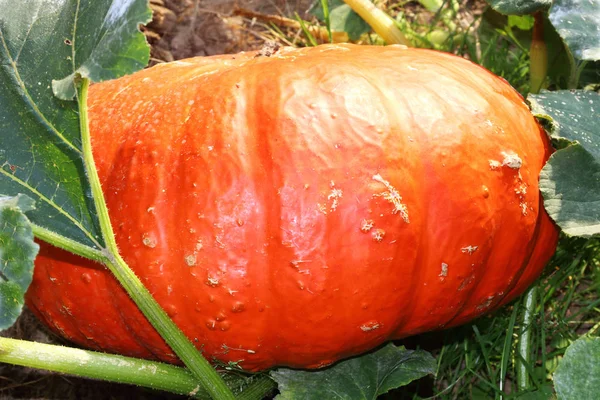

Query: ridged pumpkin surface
[27,44,558,371]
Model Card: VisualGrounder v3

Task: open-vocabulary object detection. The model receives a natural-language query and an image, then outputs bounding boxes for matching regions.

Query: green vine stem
[342,0,411,45]
[77,78,235,400]
[517,285,538,391]
[529,12,547,94]
[31,223,106,262]
[0,337,276,400]
[0,337,210,398]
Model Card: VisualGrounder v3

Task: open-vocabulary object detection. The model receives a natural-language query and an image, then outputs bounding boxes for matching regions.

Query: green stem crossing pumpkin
[27,44,558,372]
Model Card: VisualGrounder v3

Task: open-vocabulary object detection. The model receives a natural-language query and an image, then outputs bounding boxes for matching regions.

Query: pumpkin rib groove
[348,63,424,339]
[372,69,422,337]
[388,79,470,336]
[446,209,544,328]
[442,243,498,329]
[107,125,174,361]
[390,139,428,336]
[249,77,279,369]
[494,205,545,303]
[400,83,466,336]
[372,71,421,342]
[498,197,559,307]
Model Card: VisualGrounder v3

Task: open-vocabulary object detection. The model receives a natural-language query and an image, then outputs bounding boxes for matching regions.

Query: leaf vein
[0,166,100,248]
[0,27,82,155]
[13,2,43,63]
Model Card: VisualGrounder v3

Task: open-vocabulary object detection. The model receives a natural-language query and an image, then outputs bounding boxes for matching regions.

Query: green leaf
[530,90,600,237]
[539,145,600,237]
[579,61,600,89]
[548,0,600,61]
[52,0,153,99]
[0,195,39,330]
[484,0,551,16]
[310,0,371,41]
[0,0,151,253]
[544,16,574,89]
[508,15,535,30]
[554,336,600,399]
[270,344,436,399]
[530,91,599,157]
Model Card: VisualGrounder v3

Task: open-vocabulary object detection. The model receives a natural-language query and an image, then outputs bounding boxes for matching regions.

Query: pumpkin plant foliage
[310,0,371,41]
[271,344,435,400]
[485,0,552,16]
[489,0,600,240]
[531,91,600,237]
[547,0,600,62]
[553,336,600,400]
[0,195,39,329]
[517,0,600,394]
[0,0,151,253]
[51,0,153,100]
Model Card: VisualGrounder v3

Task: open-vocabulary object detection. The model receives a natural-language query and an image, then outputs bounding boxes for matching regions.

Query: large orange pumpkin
[27,44,558,371]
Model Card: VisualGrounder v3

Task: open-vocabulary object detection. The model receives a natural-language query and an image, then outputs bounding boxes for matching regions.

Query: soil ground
[143,0,316,62]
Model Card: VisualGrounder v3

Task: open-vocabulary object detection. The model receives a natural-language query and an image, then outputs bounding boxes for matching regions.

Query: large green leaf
[530,90,600,237]
[0,195,39,329]
[579,61,600,89]
[539,145,600,237]
[513,384,555,400]
[52,0,153,99]
[508,15,535,30]
[484,0,551,16]
[544,15,575,90]
[270,344,436,399]
[530,91,599,157]
[310,0,371,41]
[0,0,151,251]
[554,336,600,399]
[548,0,600,61]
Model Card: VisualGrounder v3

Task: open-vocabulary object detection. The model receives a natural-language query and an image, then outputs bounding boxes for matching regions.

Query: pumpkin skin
[26,44,558,372]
